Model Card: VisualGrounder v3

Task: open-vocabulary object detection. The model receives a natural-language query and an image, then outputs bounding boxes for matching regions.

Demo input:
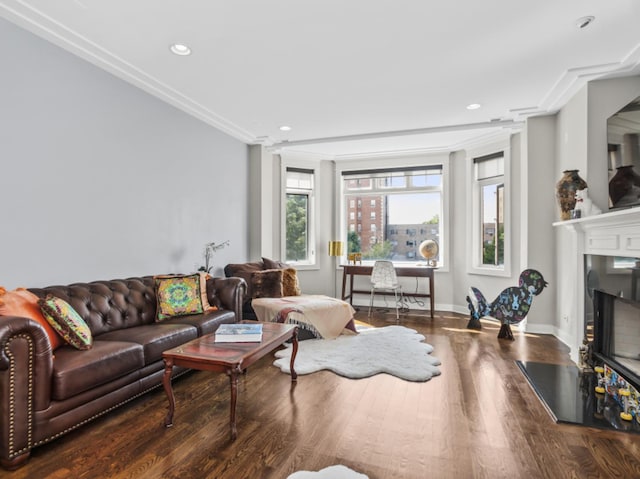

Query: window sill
[289,263,319,271]
[468,265,510,278]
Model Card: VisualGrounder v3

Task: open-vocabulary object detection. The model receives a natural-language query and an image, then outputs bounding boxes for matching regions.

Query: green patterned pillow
[39,295,93,350]
[155,274,204,321]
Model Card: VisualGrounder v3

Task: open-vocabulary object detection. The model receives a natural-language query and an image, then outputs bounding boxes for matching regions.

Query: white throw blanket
[251,295,356,339]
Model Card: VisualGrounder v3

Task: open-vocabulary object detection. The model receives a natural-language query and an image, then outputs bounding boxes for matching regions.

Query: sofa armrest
[209,277,247,322]
[0,316,53,468]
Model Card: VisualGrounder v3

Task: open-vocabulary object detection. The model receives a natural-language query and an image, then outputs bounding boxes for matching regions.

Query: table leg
[348,271,355,305]
[290,327,299,382]
[162,358,175,427]
[341,267,348,301]
[429,271,435,319]
[227,366,242,441]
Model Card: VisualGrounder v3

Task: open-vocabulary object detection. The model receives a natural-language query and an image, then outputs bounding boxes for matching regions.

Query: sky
[483,184,498,221]
[387,193,440,224]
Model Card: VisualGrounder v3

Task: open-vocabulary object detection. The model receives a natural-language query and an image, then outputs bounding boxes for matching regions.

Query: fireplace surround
[580,215,640,387]
[529,208,640,431]
[555,207,640,365]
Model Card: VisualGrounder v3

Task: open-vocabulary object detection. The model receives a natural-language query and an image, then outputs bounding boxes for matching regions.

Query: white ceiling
[2,0,640,159]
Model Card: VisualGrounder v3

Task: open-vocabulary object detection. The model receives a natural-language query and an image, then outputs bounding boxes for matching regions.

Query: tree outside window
[286,193,308,261]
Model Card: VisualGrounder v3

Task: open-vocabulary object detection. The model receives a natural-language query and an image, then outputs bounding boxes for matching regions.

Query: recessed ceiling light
[466,103,481,110]
[170,43,191,56]
[576,16,595,29]
[279,125,292,131]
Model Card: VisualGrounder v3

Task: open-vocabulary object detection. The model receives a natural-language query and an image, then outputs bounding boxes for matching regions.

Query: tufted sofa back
[29,276,157,336]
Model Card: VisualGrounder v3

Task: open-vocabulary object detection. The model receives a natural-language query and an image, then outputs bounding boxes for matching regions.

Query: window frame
[281,164,318,268]
[336,155,450,271]
[467,145,511,277]
[479,177,504,266]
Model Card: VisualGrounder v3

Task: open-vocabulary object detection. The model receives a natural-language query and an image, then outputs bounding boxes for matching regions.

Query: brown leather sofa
[0,274,246,470]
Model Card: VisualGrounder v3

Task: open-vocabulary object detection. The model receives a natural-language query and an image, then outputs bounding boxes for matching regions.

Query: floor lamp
[328,240,344,298]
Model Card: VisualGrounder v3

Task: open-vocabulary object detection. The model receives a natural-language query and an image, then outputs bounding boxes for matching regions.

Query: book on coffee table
[214,323,263,342]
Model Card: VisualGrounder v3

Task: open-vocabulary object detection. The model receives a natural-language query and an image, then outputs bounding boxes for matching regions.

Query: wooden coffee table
[162,321,298,440]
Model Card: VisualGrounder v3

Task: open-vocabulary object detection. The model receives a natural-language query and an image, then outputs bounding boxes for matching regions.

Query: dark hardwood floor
[8,310,640,479]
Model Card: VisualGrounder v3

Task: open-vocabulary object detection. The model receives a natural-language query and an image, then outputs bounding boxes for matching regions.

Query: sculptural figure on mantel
[573,188,601,218]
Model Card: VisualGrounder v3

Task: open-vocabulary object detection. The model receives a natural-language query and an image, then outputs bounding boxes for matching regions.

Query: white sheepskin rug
[287,465,369,479]
[273,325,441,382]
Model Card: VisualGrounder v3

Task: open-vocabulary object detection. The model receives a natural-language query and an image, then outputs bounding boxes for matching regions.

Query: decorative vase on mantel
[609,165,640,209]
[556,169,587,220]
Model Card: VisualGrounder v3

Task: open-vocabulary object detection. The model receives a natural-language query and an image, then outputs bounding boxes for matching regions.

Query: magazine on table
[214,323,263,342]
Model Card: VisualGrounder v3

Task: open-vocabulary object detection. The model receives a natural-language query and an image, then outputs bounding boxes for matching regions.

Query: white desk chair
[368,260,403,320]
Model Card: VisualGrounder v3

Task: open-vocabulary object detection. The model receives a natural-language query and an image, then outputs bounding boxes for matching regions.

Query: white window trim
[281,159,320,270]
[467,142,511,277]
[336,153,450,272]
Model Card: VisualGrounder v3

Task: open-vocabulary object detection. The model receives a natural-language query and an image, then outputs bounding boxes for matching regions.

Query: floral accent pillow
[155,274,204,321]
[39,295,93,350]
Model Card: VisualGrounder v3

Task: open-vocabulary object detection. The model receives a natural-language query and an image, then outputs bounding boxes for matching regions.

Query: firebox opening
[585,254,640,387]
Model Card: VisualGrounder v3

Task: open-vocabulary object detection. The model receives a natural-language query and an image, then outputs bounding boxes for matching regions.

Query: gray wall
[522,116,557,332]
[0,18,249,288]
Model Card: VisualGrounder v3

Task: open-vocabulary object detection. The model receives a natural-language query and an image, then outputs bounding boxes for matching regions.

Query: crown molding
[279,149,335,162]
[331,145,453,161]
[453,129,515,155]
[0,2,257,143]
[271,126,522,162]
[510,43,640,120]
[269,119,521,151]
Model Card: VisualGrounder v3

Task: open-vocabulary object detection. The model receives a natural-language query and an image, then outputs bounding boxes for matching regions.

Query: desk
[340,264,435,318]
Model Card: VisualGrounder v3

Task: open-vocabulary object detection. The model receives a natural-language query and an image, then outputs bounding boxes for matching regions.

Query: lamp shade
[328,241,344,256]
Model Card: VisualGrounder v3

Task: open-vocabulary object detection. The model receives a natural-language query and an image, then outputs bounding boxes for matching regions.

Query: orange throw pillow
[0,287,63,350]
[198,272,218,312]
[282,268,301,296]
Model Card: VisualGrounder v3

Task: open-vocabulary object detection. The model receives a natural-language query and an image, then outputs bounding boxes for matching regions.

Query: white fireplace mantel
[553,207,640,364]
[553,207,640,257]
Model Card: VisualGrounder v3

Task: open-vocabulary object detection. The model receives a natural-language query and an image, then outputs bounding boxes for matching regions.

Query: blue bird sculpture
[466,269,548,340]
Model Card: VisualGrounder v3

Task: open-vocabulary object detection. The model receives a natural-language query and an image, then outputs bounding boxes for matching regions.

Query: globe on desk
[418,240,439,267]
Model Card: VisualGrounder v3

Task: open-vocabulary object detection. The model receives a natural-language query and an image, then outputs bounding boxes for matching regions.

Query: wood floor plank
[8,310,640,478]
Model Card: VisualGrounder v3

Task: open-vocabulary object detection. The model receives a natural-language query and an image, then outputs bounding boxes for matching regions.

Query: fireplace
[538,208,640,431]
[586,254,640,388]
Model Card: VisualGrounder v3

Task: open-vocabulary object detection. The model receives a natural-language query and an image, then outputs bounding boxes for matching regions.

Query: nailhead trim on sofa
[6,334,34,459]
